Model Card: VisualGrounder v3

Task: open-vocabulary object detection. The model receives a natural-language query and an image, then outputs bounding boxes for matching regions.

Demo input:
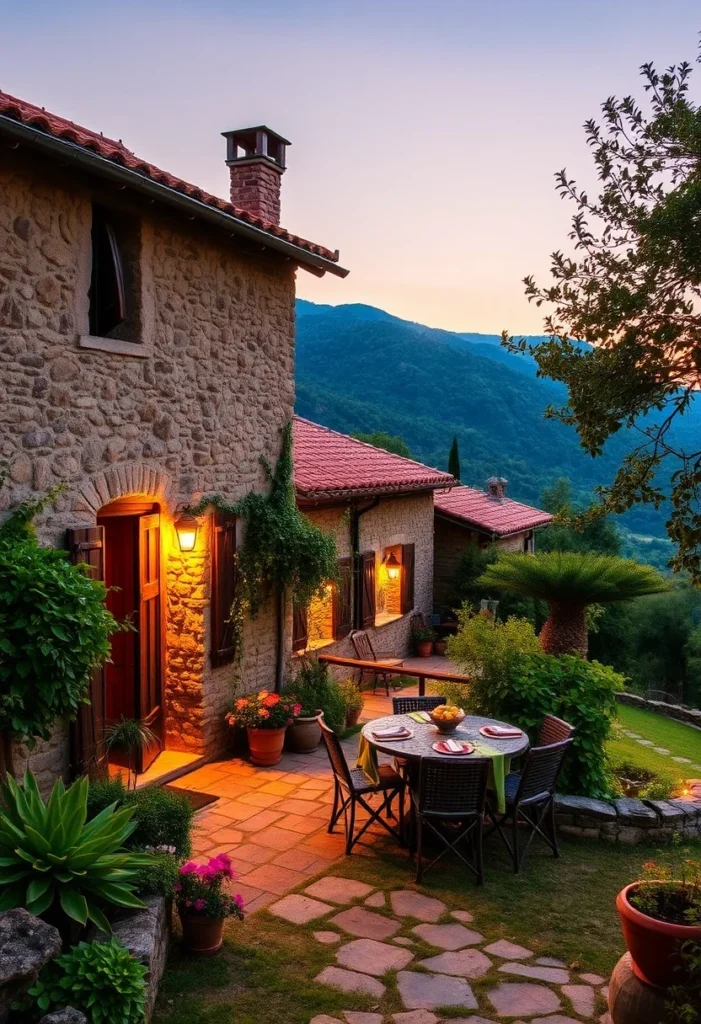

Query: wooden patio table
[317,652,471,697]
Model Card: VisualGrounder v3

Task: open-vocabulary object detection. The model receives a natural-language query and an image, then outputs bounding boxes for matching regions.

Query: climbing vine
[189,422,338,663]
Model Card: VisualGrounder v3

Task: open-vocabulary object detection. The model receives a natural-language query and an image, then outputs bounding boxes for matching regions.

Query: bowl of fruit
[429,704,466,734]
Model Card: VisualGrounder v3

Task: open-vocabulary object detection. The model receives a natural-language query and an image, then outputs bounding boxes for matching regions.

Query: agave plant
[479,551,668,656]
[0,771,150,933]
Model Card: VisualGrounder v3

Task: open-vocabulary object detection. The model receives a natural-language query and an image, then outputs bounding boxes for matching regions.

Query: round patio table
[362,713,530,764]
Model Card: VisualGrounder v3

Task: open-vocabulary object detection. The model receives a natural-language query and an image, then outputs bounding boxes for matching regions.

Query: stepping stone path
[284,880,610,1023]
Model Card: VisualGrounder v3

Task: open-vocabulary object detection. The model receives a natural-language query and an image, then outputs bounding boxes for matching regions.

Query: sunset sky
[4,1,699,334]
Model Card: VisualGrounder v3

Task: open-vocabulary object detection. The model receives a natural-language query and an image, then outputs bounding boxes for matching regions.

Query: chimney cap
[222,125,290,170]
[486,476,508,501]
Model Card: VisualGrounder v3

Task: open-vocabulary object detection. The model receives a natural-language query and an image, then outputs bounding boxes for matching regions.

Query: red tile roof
[293,417,455,500]
[0,90,339,265]
[435,485,553,537]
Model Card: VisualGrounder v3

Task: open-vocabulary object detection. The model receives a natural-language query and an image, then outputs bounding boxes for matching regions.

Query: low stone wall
[555,794,701,844]
[108,897,171,1019]
[616,690,701,729]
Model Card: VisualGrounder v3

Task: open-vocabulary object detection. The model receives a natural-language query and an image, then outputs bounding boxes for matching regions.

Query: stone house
[0,90,346,789]
[433,479,553,610]
[292,418,454,662]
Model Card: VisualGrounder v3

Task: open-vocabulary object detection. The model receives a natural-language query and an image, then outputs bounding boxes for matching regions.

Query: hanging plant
[189,422,338,666]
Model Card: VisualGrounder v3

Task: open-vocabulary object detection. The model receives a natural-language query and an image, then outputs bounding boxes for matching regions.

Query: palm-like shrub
[0,771,150,933]
[479,551,667,656]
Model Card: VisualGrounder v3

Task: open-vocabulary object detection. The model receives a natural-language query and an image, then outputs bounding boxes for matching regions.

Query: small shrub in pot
[338,678,364,729]
[411,625,436,657]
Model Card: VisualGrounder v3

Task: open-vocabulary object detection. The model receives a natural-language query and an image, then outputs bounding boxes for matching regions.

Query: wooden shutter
[400,543,415,614]
[333,557,352,640]
[138,513,163,772]
[292,603,309,653]
[361,551,376,629]
[67,527,108,779]
[210,511,237,667]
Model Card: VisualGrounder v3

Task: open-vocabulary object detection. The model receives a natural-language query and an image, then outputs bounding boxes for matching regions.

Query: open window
[88,205,141,341]
[376,543,415,626]
[293,573,339,654]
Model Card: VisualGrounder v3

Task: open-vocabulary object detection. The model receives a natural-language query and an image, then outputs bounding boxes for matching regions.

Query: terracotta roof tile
[293,417,455,500]
[0,90,337,262]
[434,486,553,536]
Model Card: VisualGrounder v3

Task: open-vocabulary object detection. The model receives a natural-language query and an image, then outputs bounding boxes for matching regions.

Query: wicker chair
[410,756,490,884]
[537,714,574,747]
[319,718,405,855]
[350,630,403,695]
[486,738,573,873]
[392,696,446,716]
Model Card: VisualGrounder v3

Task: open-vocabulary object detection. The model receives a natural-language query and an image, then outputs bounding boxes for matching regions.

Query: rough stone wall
[433,517,529,609]
[555,793,701,844]
[0,147,295,770]
[298,493,435,675]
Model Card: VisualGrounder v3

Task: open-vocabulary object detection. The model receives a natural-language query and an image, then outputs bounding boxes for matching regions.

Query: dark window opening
[89,207,126,337]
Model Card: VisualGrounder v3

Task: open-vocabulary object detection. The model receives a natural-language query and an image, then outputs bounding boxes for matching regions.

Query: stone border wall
[616,690,701,729]
[555,794,701,844]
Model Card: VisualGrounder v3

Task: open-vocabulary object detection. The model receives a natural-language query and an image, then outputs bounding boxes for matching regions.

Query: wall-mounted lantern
[174,512,199,553]
[384,551,401,581]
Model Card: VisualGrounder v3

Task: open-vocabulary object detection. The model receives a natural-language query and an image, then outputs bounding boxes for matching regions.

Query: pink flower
[179,861,198,875]
[194,898,206,911]
[292,704,302,716]
[173,883,182,892]
[234,893,244,909]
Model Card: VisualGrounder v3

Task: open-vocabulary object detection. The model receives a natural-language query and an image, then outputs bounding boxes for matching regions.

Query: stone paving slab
[562,983,596,1016]
[315,965,386,998]
[392,1012,439,1024]
[268,894,334,924]
[396,970,478,1011]
[331,907,402,940]
[450,910,474,923]
[364,892,386,908]
[343,1013,383,1024]
[499,962,570,984]
[412,922,484,950]
[390,891,446,922]
[484,939,533,959]
[305,877,374,904]
[417,949,492,979]
[314,931,342,945]
[580,971,605,985]
[536,956,566,968]
[488,981,562,1017]
[336,938,414,976]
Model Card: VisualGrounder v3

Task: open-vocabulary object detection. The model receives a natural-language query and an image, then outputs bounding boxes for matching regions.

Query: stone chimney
[486,476,508,502]
[222,125,289,226]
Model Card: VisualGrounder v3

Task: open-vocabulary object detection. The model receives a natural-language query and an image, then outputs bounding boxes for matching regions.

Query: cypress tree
[448,437,460,481]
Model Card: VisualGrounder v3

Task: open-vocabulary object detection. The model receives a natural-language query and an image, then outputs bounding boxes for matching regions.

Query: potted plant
[283,657,346,745]
[616,852,701,987]
[434,637,448,656]
[174,854,245,954]
[411,624,436,658]
[104,717,156,789]
[338,678,364,729]
[226,691,302,766]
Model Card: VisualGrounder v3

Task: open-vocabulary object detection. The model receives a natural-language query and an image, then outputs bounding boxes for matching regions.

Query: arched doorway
[96,496,164,773]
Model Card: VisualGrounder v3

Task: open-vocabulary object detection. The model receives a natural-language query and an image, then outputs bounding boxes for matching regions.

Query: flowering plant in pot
[616,848,701,987]
[226,691,301,766]
[411,624,436,657]
[174,853,245,954]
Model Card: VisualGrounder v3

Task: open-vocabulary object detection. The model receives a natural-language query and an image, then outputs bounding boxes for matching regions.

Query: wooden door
[137,513,163,772]
[67,526,108,779]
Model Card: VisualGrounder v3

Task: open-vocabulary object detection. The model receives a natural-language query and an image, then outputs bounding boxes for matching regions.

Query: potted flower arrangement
[338,678,364,729]
[616,852,701,987]
[226,690,302,766]
[174,853,245,954]
[411,624,436,658]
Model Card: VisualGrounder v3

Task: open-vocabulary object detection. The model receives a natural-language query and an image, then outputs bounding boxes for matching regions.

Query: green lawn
[154,834,700,1024]
[607,704,701,794]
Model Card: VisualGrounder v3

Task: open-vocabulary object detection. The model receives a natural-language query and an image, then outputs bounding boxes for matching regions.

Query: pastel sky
[3,1,699,333]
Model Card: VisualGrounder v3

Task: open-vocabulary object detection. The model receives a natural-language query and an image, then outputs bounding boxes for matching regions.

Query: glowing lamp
[175,512,199,552]
[385,552,401,581]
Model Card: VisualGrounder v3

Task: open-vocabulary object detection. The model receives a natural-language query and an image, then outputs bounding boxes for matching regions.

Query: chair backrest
[516,739,572,804]
[351,630,376,663]
[392,696,446,716]
[319,717,353,788]
[538,714,574,747]
[417,756,490,817]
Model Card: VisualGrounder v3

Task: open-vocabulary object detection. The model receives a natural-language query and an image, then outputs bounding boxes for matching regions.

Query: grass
[154,831,701,1024]
[607,704,701,795]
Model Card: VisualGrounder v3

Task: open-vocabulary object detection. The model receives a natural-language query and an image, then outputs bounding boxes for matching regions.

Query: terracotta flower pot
[616,882,701,987]
[179,909,224,955]
[288,714,322,753]
[247,726,287,766]
[345,708,361,729]
[416,641,433,658]
[434,639,447,656]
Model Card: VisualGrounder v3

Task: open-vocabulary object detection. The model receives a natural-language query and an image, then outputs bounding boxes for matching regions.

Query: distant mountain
[294,300,698,537]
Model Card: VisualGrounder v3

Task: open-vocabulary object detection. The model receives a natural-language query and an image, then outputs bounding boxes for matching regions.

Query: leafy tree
[503,42,701,579]
[480,551,667,656]
[352,431,413,458]
[445,543,542,623]
[538,478,621,555]
[448,436,461,480]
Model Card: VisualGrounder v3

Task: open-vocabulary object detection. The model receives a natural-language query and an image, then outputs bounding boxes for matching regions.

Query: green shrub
[446,612,541,714]
[337,678,363,716]
[88,778,194,858]
[19,939,147,1024]
[500,653,623,798]
[0,772,149,934]
[131,851,180,898]
[606,755,676,800]
[427,681,472,710]
[285,657,346,732]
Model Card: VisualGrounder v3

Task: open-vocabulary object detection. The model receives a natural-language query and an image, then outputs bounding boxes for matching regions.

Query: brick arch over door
[77,462,174,519]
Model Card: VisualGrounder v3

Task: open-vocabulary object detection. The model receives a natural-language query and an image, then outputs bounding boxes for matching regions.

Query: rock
[39,1011,87,1024]
[49,357,80,382]
[580,971,605,985]
[0,908,62,1015]
[484,939,533,959]
[554,795,616,821]
[330,907,401,940]
[390,890,446,922]
[313,931,342,945]
[336,938,413,976]
[411,923,484,950]
[643,800,684,824]
[364,892,386,908]
[391,1013,438,1024]
[562,983,596,1016]
[268,894,334,924]
[393,937,414,946]
[499,961,570,984]
[450,910,473,923]
[9,454,32,483]
[304,877,374,905]
[487,981,561,1017]
[417,949,492,979]
[536,956,567,967]
[314,965,385,999]
[395,970,477,1011]
[343,1014,383,1024]
[23,429,54,449]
